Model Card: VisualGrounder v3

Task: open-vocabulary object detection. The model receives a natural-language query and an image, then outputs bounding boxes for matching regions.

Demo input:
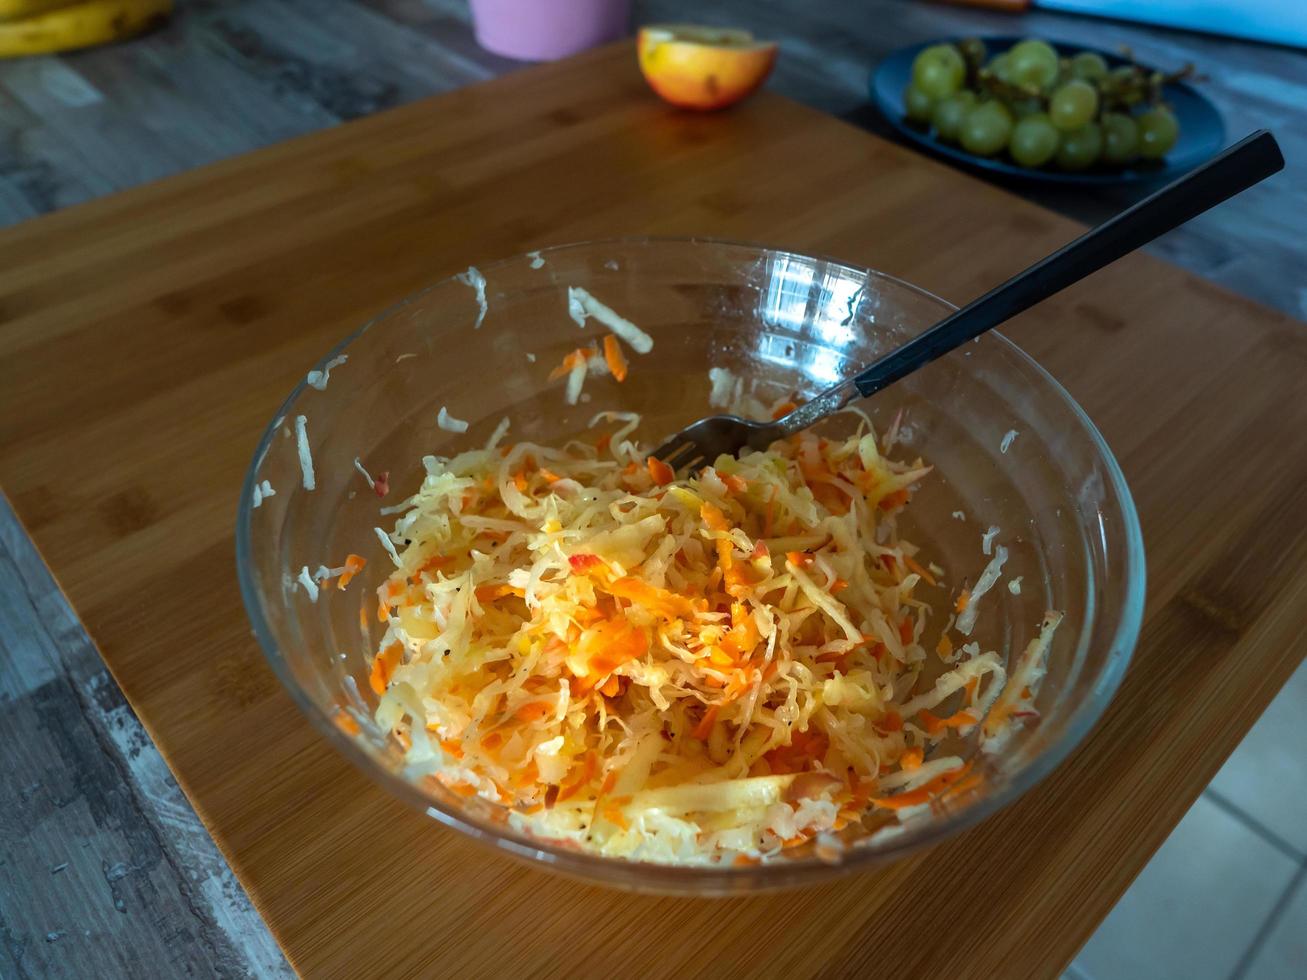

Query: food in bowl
[356,384,1061,865]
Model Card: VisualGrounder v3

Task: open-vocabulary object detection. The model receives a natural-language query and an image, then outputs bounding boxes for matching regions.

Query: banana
[0,0,80,22]
[0,0,171,57]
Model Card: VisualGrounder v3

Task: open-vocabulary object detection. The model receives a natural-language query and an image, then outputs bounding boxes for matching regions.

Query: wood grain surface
[0,0,1304,320]
[1,42,1303,979]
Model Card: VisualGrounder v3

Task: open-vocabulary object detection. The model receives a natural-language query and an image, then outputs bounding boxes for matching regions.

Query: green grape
[912,44,966,98]
[904,84,936,123]
[1007,96,1044,119]
[1008,39,1059,90]
[1049,80,1100,131]
[1101,112,1139,165]
[1137,106,1179,159]
[1107,65,1145,105]
[1009,113,1060,167]
[1070,51,1109,83]
[958,37,988,69]
[988,52,1013,84]
[931,90,976,142]
[960,100,1014,157]
[1056,121,1103,171]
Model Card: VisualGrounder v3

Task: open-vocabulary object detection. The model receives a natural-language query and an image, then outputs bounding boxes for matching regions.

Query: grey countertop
[0,2,1302,977]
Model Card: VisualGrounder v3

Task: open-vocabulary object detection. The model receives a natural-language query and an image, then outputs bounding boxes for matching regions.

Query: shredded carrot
[334,710,361,736]
[513,470,529,492]
[337,554,367,590]
[955,589,971,614]
[369,642,404,694]
[548,346,594,382]
[415,554,453,577]
[900,746,923,771]
[918,708,977,735]
[878,488,910,511]
[603,804,631,830]
[903,555,937,587]
[555,752,597,803]
[602,334,629,382]
[691,705,720,740]
[722,474,748,495]
[701,502,731,532]
[936,634,953,657]
[870,762,973,810]
[514,701,553,723]
[899,616,914,646]
[771,400,797,419]
[647,456,674,486]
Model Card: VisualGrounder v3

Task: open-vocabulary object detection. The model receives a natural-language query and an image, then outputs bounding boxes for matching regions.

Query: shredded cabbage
[367,408,1060,864]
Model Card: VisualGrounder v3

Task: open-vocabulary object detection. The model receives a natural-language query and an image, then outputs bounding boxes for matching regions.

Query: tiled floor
[1067,660,1307,980]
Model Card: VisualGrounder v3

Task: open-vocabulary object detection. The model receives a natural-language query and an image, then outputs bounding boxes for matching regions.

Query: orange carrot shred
[691,705,720,740]
[771,400,797,419]
[899,616,915,647]
[879,488,910,511]
[514,701,552,723]
[602,334,629,382]
[903,555,937,587]
[647,456,674,486]
[337,554,367,590]
[369,642,403,695]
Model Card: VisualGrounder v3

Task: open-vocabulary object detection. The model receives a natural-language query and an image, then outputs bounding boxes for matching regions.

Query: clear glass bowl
[237,239,1144,893]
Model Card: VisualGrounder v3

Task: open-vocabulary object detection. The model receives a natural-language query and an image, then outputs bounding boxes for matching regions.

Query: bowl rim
[235,235,1146,889]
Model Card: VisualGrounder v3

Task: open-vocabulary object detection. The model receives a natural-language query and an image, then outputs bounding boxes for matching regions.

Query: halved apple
[637,24,778,111]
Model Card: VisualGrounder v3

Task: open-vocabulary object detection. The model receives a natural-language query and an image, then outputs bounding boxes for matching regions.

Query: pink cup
[469,0,633,62]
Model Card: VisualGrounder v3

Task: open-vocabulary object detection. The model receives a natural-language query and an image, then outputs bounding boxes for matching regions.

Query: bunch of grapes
[903,38,1189,172]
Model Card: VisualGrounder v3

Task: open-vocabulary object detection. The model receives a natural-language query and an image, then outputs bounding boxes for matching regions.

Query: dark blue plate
[870,36,1225,184]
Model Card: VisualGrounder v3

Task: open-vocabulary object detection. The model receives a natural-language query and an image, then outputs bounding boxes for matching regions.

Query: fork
[652,129,1283,470]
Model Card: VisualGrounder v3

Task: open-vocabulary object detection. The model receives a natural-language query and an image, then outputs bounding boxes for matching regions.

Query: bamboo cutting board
[1,42,1304,979]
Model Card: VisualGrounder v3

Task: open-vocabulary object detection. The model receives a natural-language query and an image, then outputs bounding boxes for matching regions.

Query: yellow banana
[0,0,80,22]
[0,0,171,57]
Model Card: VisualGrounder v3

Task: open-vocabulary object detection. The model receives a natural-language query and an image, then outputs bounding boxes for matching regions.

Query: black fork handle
[849,130,1284,399]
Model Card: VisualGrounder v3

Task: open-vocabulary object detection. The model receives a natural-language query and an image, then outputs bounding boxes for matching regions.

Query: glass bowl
[236,238,1144,893]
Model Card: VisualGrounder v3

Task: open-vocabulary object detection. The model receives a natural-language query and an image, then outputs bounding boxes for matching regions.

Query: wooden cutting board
[1,42,1303,979]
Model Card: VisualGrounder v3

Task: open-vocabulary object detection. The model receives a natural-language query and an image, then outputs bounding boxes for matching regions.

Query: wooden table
[1,0,1303,321]
[2,41,1304,979]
